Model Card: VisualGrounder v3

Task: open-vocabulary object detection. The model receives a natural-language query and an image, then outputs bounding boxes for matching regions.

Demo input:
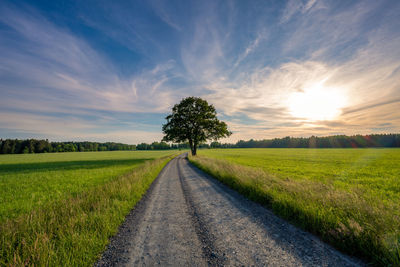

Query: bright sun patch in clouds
[288,85,347,121]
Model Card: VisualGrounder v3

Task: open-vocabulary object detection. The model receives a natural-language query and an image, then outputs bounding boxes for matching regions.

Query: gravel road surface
[97,154,364,266]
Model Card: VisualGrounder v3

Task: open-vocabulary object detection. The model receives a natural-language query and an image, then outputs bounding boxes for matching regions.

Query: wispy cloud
[280,0,320,23]
[0,3,184,113]
[0,3,181,142]
[150,0,182,31]
[233,32,266,68]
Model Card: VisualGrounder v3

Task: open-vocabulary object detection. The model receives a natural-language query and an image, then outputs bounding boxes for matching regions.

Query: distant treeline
[0,139,136,154]
[211,134,400,148]
[135,141,210,150]
[137,142,188,150]
[1,134,399,154]
[0,139,196,154]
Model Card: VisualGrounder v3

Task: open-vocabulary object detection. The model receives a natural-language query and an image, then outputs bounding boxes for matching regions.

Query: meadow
[190,148,400,266]
[0,150,178,266]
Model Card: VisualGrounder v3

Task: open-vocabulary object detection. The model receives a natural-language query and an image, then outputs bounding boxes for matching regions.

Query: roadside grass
[0,151,178,266]
[0,151,176,222]
[189,148,400,266]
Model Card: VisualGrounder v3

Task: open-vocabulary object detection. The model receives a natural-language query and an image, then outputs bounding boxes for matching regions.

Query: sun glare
[288,85,346,121]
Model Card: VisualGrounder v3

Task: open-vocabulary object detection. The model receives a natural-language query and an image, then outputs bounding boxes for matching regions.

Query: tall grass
[189,151,400,266]
[0,154,176,266]
[0,151,176,222]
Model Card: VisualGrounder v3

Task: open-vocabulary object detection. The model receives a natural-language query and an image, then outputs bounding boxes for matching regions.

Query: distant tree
[28,140,35,153]
[198,143,210,149]
[64,143,75,152]
[1,139,11,154]
[210,141,221,148]
[78,144,85,152]
[162,97,231,156]
[151,141,171,150]
[136,143,150,150]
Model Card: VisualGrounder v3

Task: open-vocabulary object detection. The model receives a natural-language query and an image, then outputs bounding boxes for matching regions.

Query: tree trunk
[192,142,197,156]
[188,139,195,156]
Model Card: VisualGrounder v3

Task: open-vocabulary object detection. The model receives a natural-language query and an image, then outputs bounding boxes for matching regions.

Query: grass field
[190,148,400,266]
[0,150,178,266]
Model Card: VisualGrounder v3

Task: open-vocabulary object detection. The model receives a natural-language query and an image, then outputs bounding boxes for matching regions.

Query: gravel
[96,154,365,266]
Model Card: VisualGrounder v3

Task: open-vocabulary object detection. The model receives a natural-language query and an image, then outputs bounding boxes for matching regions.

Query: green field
[190,148,400,265]
[0,150,178,266]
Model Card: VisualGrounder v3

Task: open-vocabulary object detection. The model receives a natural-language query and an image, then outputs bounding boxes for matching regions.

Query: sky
[0,0,399,144]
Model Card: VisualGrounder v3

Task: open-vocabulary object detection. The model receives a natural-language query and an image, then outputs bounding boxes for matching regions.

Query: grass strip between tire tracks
[0,154,177,266]
[189,154,400,266]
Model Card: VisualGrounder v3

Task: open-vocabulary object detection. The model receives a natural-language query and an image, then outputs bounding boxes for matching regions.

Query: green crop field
[0,150,176,222]
[190,148,400,266]
[0,150,178,266]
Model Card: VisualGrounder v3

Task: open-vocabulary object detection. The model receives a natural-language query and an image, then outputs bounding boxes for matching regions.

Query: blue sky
[1,0,399,144]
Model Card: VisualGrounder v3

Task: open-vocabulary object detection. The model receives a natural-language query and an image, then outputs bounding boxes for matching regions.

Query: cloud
[180,17,225,81]
[233,32,266,68]
[0,3,184,114]
[205,61,336,118]
[0,111,163,144]
[150,0,182,31]
[280,0,320,23]
[342,98,400,116]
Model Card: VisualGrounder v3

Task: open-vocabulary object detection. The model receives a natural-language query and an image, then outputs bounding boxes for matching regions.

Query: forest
[1,134,399,154]
[211,133,400,148]
[0,139,136,154]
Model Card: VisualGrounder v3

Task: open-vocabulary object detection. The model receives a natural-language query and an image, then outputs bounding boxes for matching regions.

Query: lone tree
[162,97,231,156]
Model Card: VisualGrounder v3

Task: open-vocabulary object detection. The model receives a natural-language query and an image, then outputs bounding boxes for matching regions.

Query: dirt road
[97,154,363,266]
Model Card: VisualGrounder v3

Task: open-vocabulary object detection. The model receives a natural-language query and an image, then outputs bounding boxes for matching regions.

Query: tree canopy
[162,97,231,155]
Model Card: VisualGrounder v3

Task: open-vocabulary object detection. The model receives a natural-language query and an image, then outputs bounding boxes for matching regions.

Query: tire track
[177,156,226,266]
[97,153,364,266]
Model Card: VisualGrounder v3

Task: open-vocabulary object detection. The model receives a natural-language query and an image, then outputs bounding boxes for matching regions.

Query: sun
[287,85,346,121]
